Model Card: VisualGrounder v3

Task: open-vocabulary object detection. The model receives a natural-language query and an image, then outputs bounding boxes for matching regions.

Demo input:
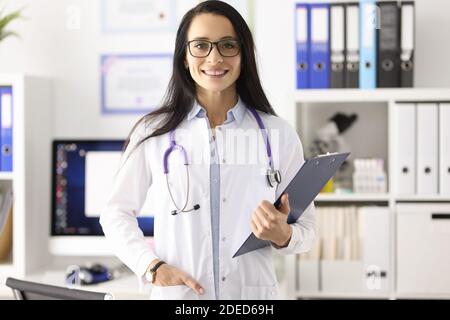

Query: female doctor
[100,0,315,300]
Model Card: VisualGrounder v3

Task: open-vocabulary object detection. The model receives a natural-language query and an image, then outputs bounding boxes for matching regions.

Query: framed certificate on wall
[100,54,172,114]
[101,0,177,33]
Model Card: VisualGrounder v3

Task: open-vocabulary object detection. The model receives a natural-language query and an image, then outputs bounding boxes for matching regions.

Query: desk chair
[5,277,114,300]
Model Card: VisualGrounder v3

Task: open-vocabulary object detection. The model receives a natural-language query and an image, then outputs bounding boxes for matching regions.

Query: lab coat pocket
[150,284,200,300]
[241,285,278,300]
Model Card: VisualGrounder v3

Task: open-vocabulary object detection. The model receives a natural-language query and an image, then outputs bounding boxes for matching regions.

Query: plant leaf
[0,9,22,31]
[0,30,19,42]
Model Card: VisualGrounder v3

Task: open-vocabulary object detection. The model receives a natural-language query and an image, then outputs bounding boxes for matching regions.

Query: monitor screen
[51,140,154,237]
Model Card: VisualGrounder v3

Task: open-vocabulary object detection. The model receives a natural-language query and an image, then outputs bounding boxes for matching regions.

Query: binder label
[363,4,378,47]
[311,8,328,43]
[1,94,12,129]
[296,7,307,42]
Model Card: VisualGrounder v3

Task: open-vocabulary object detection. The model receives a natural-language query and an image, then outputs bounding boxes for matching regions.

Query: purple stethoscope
[164,108,282,215]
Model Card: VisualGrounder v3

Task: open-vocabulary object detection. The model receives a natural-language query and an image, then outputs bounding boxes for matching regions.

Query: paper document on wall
[102,0,176,32]
[101,54,172,114]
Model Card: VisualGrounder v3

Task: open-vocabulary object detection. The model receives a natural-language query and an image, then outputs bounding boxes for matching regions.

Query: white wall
[0,0,196,138]
[0,0,449,139]
[253,0,297,125]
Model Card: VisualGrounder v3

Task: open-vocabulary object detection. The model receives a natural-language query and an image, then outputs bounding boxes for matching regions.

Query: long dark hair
[124,0,276,151]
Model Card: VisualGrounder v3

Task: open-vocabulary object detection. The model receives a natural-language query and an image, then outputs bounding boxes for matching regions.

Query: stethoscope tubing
[164,107,281,214]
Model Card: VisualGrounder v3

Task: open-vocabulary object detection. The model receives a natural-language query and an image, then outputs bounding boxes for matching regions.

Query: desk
[0,269,149,300]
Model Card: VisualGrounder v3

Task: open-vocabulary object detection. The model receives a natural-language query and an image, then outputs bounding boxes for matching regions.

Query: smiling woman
[119,0,275,139]
[184,13,242,106]
[100,0,316,300]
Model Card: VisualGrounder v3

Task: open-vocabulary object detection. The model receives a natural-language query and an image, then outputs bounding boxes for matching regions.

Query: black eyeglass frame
[186,39,242,58]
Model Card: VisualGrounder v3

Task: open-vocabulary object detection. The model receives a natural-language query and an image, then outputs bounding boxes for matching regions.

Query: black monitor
[50,140,154,255]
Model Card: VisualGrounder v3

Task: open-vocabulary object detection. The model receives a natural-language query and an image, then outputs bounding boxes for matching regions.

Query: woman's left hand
[250,193,292,247]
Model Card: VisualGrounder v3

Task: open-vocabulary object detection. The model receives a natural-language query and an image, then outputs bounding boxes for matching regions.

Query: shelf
[314,193,450,203]
[296,291,392,300]
[395,195,450,202]
[297,291,450,300]
[0,74,53,280]
[315,193,390,202]
[293,88,450,103]
[0,172,13,180]
[395,292,450,300]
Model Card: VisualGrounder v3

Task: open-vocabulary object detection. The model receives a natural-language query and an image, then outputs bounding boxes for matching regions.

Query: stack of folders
[0,86,13,172]
[298,206,390,293]
[395,102,450,195]
[295,1,414,89]
[301,206,362,261]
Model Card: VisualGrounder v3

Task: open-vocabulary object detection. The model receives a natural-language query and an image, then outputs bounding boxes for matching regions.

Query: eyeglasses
[186,39,241,58]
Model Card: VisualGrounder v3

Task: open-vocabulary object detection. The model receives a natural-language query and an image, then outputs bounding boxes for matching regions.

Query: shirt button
[222,276,226,282]
[222,198,226,203]
[222,237,226,242]
[222,158,226,163]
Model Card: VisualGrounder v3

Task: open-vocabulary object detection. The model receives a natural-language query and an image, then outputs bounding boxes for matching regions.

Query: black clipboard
[232,152,350,258]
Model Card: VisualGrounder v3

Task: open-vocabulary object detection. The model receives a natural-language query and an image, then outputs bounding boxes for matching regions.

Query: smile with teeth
[202,69,229,77]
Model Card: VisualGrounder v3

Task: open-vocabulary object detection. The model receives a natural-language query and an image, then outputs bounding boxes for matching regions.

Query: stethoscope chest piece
[267,168,282,188]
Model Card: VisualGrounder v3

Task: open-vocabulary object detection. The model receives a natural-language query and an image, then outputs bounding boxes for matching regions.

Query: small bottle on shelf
[353,158,387,194]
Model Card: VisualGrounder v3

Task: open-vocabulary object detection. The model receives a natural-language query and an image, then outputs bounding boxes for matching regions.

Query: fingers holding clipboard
[233,152,350,258]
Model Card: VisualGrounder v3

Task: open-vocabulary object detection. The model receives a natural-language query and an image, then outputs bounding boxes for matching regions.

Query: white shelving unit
[315,193,390,202]
[0,75,145,299]
[286,87,450,300]
[0,74,52,284]
[292,88,450,103]
[295,291,394,300]
[0,173,13,180]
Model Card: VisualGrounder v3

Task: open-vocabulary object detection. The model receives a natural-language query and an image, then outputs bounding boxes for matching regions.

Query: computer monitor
[49,140,154,256]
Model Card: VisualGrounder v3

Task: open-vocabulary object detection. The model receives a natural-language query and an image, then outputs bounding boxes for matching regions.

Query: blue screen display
[51,140,154,236]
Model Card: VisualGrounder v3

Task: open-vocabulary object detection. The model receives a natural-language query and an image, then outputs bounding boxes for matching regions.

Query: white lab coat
[100,101,316,300]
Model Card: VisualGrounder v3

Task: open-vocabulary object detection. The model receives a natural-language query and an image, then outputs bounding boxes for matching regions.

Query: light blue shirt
[187,98,246,299]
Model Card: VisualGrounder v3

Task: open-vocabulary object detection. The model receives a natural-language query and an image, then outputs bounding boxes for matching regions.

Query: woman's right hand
[150,261,204,295]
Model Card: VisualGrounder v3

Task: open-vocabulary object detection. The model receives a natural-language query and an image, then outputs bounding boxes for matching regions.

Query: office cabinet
[321,260,363,292]
[0,74,52,279]
[397,203,450,295]
[291,89,450,300]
